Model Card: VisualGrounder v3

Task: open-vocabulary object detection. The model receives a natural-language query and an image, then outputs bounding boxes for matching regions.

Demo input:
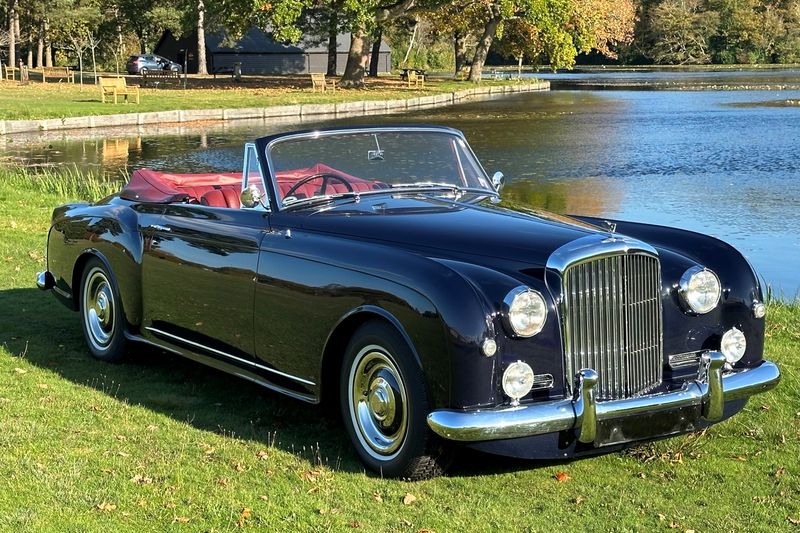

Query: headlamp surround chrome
[502,286,547,338]
[678,266,721,315]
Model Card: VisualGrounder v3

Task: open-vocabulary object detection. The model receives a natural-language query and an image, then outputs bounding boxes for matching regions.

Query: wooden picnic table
[400,68,427,81]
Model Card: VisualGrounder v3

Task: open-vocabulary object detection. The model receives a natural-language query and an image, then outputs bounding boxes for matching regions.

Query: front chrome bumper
[427,352,780,444]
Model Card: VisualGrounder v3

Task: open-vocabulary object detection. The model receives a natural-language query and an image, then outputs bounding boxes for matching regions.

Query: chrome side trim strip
[427,355,780,443]
[145,327,316,386]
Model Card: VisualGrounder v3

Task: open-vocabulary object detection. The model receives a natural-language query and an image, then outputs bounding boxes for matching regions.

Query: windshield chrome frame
[262,127,497,212]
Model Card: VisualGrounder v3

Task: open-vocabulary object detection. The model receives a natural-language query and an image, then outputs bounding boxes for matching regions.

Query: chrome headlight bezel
[721,327,747,365]
[502,361,535,404]
[502,286,547,338]
[678,266,721,315]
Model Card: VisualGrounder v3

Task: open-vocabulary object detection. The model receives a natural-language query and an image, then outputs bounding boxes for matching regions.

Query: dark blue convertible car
[37,126,780,479]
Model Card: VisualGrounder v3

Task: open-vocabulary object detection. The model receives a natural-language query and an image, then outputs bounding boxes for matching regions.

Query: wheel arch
[319,306,422,410]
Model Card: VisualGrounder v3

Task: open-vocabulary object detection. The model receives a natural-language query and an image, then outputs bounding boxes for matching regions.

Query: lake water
[3,74,799,296]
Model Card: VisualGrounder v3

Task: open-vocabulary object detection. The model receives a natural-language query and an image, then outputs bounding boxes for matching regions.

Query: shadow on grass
[0,287,555,479]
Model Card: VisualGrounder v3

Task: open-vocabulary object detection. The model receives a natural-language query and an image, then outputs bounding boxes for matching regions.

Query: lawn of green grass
[0,168,797,531]
[0,77,520,121]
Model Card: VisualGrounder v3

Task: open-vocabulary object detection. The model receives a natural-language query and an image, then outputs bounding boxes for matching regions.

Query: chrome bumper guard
[36,271,55,291]
[427,352,780,443]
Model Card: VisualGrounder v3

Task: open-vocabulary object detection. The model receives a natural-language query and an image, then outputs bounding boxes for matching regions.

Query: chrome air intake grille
[562,253,663,400]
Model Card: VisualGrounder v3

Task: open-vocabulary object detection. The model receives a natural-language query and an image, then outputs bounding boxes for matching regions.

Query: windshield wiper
[390,182,498,197]
[282,191,361,210]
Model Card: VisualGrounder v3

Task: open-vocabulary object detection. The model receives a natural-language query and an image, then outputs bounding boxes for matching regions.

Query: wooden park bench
[2,64,17,81]
[99,76,140,104]
[41,66,75,83]
[310,73,336,92]
[407,70,424,89]
[141,70,180,87]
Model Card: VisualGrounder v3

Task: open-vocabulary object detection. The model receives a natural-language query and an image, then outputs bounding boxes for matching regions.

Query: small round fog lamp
[721,327,747,365]
[502,361,534,405]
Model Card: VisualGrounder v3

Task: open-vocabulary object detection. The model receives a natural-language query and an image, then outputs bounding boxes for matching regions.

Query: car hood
[293,194,608,270]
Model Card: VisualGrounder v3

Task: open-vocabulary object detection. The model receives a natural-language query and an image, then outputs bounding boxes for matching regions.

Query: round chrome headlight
[503,287,547,337]
[721,327,747,364]
[502,361,534,404]
[679,266,721,314]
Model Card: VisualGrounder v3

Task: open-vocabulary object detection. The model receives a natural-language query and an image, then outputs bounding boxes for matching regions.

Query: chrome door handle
[146,224,171,232]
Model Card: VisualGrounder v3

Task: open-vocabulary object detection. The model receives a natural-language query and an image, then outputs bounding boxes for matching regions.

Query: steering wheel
[284,173,354,200]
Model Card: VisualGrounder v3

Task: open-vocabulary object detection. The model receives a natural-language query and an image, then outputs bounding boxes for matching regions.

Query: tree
[647,0,719,64]
[197,0,207,74]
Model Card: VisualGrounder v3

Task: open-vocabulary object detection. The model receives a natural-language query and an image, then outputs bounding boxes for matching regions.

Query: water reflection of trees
[503,176,622,217]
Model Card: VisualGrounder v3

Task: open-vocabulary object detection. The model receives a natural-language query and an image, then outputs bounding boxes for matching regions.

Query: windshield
[267,130,493,207]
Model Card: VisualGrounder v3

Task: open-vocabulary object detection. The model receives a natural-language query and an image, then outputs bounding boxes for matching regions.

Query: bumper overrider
[427,352,780,444]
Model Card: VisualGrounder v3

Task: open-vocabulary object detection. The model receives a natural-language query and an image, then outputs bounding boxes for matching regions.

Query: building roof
[207,28,391,55]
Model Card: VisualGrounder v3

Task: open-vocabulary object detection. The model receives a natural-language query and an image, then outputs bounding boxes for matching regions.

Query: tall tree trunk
[36,33,44,68]
[196,0,207,75]
[44,17,52,68]
[454,30,468,76]
[26,46,32,68]
[368,29,382,77]
[469,15,501,83]
[340,30,370,88]
[8,0,17,69]
[326,6,338,76]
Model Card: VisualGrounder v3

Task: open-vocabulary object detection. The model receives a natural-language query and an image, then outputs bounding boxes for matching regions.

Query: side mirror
[240,184,264,208]
[492,171,505,193]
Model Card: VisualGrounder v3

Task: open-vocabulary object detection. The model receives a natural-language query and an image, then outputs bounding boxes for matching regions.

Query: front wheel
[340,320,450,480]
[80,257,128,363]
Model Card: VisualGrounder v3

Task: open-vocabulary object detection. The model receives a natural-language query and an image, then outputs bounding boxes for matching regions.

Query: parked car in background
[37,126,780,480]
[126,54,182,75]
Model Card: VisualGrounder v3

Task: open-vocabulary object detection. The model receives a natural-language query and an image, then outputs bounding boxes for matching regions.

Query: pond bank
[0,81,549,136]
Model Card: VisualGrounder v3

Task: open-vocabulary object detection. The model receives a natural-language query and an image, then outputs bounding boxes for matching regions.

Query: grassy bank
[0,167,798,531]
[0,76,518,121]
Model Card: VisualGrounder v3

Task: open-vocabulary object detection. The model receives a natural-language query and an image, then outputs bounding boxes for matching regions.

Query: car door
[141,148,269,363]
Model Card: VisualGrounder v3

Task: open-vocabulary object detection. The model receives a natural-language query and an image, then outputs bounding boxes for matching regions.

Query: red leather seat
[199,187,241,208]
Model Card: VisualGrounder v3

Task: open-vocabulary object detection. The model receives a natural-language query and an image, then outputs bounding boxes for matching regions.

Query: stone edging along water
[0,81,549,136]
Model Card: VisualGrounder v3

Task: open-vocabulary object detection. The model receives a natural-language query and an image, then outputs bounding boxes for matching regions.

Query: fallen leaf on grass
[256,450,269,460]
[234,462,246,473]
[146,424,158,431]
[217,478,229,487]
[37,383,48,389]
[115,435,127,441]
[130,474,153,484]
[96,501,117,512]
[658,514,666,521]
[349,520,361,528]
[13,368,27,374]
[237,508,252,528]
[403,493,417,505]
[573,495,584,504]
[554,471,570,482]
[787,516,800,526]
[417,530,435,533]
[373,492,383,503]
[173,516,190,523]
[301,470,322,482]
[775,467,786,478]
[165,502,176,509]
[259,495,268,501]
[137,499,148,508]
[668,521,680,529]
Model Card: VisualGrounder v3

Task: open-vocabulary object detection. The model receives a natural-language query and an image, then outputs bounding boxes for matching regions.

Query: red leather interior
[121,164,387,207]
[199,187,241,208]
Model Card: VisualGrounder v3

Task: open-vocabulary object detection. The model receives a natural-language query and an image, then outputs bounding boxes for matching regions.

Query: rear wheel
[80,257,127,363]
[340,320,450,480]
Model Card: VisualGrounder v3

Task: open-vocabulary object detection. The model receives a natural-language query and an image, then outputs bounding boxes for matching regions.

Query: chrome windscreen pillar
[701,351,726,421]
[573,369,599,443]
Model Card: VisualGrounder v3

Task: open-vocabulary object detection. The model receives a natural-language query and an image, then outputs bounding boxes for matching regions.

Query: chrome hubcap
[349,347,408,458]
[83,268,115,350]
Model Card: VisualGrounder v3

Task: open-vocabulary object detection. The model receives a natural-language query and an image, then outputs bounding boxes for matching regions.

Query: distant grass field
[0,76,517,121]
[0,167,798,531]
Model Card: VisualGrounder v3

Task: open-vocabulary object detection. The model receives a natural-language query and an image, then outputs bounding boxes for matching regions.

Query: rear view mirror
[492,171,505,193]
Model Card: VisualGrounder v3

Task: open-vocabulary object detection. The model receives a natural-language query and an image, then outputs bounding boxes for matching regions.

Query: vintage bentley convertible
[37,126,779,479]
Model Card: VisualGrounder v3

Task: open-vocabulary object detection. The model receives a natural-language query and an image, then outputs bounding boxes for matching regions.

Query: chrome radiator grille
[562,253,663,400]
